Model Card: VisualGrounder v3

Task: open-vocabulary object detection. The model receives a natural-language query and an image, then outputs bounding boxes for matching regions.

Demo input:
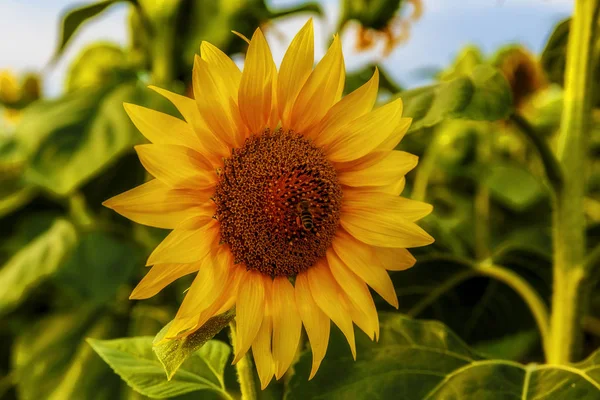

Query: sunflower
[104,20,433,388]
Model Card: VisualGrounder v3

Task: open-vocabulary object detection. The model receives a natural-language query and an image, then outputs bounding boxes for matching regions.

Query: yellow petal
[130,262,200,299]
[271,276,302,379]
[166,249,237,339]
[379,177,406,196]
[375,247,416,271]
[200,41,241,98]
[123,103,201,149]
[165,265,219,337]
[135,144,216,190]
[340,205,434,249]
[307,259,356,359]
[325,98,404,163]
[193,55,246,147]
[102,179,213,229]
[233,270,266,364]
[278,19,314,129]
[338,151,418,188]
[290,35,345,133]
[332,231,399,308]
[252,278,275,390]
[310,69,378,146]
[326,250,379,340]
[147,86,230,163]
[378,117,412,151]
[146,220,218,266]
[295,272,330,379]
[238,29,276,134]
[343,190,433,222]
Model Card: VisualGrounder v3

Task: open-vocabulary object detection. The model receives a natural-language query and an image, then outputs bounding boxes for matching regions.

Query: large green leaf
[0,218,77,316]
[12,308,122,400]
[56,231,143,304]
[481,162,547,212]
[153,310,235,380]
[89,337,231,399]
[52,0,135,62]
[287,314,600,399]
[16,79,144,196]
[398,65,513,132]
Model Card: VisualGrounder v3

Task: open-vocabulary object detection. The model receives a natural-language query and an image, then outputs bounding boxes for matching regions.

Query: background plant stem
[229,321,257,400]
[549,0,600,364]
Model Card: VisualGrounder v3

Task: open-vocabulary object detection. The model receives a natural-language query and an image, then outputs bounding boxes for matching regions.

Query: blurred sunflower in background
[104,20,433,388]
[0,70,40,125]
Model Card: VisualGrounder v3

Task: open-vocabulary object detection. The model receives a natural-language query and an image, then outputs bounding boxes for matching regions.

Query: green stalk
[474,128,492,260]
[549,0,600,364]
[229,321,257,400]
[148,1,180,84]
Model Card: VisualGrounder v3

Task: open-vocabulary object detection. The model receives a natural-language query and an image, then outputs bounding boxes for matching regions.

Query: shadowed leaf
[287,314,600,399]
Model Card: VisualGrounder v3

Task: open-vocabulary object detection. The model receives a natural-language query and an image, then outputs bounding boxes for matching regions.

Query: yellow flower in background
[104,20,433,388]
[0,70,41,125]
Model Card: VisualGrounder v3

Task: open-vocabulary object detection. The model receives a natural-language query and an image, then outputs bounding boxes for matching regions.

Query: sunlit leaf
[66,43,128,92]
[153,310,235,380]
[0,218,77,316]
[56,231,143,304]
[287,314,600,399]
[88,337,229,399]
[398,65,513,132]
[12,309,122,400]
[52,0,135,62]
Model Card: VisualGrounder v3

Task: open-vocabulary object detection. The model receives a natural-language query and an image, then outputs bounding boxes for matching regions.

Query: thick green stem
[549,0,599,364]
[229,321,257,400]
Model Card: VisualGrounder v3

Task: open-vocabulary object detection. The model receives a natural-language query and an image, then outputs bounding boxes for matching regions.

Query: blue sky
[0,0,572,97]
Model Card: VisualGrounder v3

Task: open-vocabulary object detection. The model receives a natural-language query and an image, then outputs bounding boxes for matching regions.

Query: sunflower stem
[229,321,257,400]
[549,0,599,364]
[474,127,493,260]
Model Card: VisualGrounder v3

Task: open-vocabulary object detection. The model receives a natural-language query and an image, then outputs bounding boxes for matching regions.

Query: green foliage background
[0,1,599,399]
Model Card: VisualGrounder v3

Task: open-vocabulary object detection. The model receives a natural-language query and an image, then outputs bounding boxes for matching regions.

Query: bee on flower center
[296,199,315,231]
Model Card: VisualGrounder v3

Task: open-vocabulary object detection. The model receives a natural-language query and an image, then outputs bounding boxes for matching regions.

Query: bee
[296,200,314,231]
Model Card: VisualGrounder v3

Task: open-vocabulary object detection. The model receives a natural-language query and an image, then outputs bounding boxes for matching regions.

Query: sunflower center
[214,129,342,277]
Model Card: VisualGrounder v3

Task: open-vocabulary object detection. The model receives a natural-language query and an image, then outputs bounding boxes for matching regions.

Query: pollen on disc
[214,129,342,277]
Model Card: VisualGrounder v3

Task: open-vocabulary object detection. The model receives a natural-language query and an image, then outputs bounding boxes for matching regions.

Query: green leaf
[153,310,235,380]
[540,18,570,86]
[438,46,484,82]
[65,43,128,92]
[482,162,547,211]
[12,308,122,400]
[56,231,143,304]
[0,135,36,217]
[16,79,144,196]
[0,218,77,316]
[52,0,134,62]
[398,65,513,132]
[89,337,231,399]
[287,314,600,399]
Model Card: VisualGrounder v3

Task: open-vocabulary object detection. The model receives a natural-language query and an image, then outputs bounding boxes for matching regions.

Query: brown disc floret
[214,129,342,277]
